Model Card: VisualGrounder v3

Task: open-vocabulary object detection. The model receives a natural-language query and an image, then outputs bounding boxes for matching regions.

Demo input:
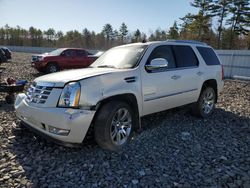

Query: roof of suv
[120,40,209,48]
[146,40,208,46]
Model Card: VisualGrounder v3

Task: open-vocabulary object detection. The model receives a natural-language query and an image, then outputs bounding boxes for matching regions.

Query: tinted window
[197,47,220,65]
[64,50,75,57]
[147,45,176,70]
[0,49,5,55]
[172,45,198,68]
[76,50,86,57]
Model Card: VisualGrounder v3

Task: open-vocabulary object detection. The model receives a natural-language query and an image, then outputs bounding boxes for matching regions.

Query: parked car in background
[15,40,224,151]
[1,47,12,60]
[0,48,7,63]
[31,48,98,73]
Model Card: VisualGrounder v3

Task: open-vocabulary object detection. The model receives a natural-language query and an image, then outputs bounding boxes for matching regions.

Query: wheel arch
[47,61,59,67]
[94,93,141,130]
[201,79,218,103]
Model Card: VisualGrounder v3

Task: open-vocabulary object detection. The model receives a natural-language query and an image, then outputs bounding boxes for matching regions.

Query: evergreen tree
[82,28,92,48]
[209,0,232,48]
[190,0,213,40]
[133,29,141,42]
[179,13,195,39]
[168,21,179,39]
[102,24,113,48]
[226,0,250,49]
[119,22,128,43]
[44,28,55,46]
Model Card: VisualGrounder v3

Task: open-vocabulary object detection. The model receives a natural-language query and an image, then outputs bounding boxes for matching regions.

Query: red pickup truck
[31,48,98,73]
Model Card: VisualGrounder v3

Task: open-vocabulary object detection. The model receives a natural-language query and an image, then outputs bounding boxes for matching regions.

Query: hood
[35,68,119,87]
[32,52,55,58]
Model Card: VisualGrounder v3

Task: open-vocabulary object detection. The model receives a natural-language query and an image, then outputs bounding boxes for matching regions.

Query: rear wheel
[94,101,135,151]
[192,87,216,118]
[46,63,59,73]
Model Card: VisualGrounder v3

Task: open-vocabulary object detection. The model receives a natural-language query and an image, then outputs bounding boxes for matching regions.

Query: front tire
[46,63,59,73]
[192,87,216,118]
[94,101,135,151]
[5,94,15,104]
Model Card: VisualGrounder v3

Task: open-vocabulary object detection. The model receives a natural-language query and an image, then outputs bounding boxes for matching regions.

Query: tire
[94,101,135,151]
[46,63,59,73]
[192,87,216,118]
[5,94,15,104]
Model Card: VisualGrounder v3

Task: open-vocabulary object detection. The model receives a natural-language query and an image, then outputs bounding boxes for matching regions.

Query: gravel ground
[0,52,250,188]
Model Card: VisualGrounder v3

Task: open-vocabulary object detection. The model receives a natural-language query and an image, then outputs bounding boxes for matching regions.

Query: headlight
[37,56,44,61]
[58,82,81,108]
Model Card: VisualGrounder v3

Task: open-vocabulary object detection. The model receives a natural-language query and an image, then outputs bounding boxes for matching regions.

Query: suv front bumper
[15,94,95,144]
[31,61,47,72]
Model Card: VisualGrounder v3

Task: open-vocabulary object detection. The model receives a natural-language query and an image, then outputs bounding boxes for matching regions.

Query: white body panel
[15,41,224,144]
[15,94,95,143]
[139,44,201,115]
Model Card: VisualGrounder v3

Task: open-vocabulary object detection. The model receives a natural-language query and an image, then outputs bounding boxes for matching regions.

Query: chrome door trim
[144,88,198,102]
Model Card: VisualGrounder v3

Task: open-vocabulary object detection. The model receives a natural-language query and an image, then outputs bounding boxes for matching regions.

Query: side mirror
[145,58,168,71]
[60,52,65,56]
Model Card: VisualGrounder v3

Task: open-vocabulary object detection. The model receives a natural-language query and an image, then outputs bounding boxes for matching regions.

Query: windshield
[91,44,148,69]
[48,48,65,56]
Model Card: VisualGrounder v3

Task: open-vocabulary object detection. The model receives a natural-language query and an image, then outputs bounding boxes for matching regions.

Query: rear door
[171,45,201,104]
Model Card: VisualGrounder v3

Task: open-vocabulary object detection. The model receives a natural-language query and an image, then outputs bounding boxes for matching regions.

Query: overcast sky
[0,0,198,34]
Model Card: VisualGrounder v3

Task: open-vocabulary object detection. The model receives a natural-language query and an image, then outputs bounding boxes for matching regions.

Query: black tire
[46,63,59,73]
[5,94,15,104]
[192,87,216,118]
[94,101,135,151]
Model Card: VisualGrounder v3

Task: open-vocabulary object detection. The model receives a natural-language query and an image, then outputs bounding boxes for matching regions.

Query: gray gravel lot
[0,52,249,188]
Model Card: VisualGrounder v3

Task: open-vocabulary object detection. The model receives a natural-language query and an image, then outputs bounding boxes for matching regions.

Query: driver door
[60,49,77,69]
[141,45,184,115]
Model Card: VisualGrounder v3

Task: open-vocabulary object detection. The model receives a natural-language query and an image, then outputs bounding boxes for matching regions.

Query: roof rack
[166,40,207,46]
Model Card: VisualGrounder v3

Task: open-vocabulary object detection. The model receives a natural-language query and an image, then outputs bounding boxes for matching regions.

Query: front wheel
[5,94,15,104]
[94,101,135,151]
[192,87,216,118]
[46,63,59,73]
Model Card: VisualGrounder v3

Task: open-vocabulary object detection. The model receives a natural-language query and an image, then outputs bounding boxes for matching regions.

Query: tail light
[221,65,224,80]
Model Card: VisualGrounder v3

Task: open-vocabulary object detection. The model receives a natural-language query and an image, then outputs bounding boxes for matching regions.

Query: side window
[172,45,198,68]
[63,50,74,57]
[147,45,176,71]
[197,47,221,65]
[76,50,87,57]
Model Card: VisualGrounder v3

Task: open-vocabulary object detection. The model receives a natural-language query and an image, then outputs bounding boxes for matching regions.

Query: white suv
[15,40,224,151]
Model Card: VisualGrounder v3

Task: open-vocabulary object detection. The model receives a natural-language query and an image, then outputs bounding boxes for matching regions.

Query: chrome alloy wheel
[49,65,57,73]
[202,90,215,114]
[110,108,132,146]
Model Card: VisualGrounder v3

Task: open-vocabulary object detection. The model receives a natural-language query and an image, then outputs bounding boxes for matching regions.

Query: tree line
[0,0,249,50]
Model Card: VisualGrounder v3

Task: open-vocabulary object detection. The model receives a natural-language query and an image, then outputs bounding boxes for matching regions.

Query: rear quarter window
[197,47,221,65]
[172,45,199,68]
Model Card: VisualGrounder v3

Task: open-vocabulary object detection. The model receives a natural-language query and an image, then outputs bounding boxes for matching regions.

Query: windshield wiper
[97,65,116,68]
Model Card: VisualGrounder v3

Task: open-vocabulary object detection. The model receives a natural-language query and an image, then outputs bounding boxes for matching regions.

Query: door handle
[171,75,181,80]
[197,71,204,76]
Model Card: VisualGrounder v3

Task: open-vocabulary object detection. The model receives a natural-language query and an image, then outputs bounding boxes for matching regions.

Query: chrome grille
[26,82,54,104]
[32,55,38,62]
